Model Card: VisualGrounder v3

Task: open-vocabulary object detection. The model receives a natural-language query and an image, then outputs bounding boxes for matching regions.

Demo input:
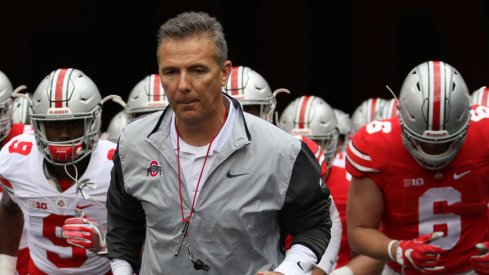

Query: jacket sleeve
[279,141,332,262]
[106,147,146,272]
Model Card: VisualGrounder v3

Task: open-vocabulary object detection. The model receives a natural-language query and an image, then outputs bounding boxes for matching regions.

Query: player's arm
[342,254,385,275]
[314,197,342,274]
[0,190,23,273]
[347,176,444,273]
[346,176,391,261]
[312,254,384,275]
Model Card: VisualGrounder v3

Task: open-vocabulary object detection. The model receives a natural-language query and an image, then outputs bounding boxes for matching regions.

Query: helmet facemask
[32,105,102,165]
[400,120,468,170]
[0,98,12,142]
[310,129,340,165]
[241,97,276,123]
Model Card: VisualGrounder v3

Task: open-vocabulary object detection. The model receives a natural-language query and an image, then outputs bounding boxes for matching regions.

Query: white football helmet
[0,71,13,142]
[31,68,102,165]
[12,93,33,124]
[470,86,489,107]
[374,98,398,120]
[106,111,128,143]
[398,61,471,170]
[125,74,168,122]
[333,108,353,151]
[224,66,276,122]
[352,97,387,132]
[279,95,339,165]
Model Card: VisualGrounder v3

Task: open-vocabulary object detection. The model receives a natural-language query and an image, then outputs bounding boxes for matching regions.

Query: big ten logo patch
[30,200,48,210]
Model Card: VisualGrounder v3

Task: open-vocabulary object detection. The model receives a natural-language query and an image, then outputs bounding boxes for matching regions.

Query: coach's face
[158,34,231,127]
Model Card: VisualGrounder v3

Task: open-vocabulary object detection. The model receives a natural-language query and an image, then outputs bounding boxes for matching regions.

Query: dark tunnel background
[2,1,489,130]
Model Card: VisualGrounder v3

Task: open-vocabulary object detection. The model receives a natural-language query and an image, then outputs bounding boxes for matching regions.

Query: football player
[347,61,489,274]
[0,68,116,274]
[374,98,398,121]
[351,97,387,133]
[125,74,169,122]
[470,86,489,107]
[280,95,384,275]
[224,65,289,124]
[102,111,128,144]
[0,70,33,275]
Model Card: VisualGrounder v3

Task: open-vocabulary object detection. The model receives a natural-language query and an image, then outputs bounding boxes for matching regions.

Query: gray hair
[157,11,228,65]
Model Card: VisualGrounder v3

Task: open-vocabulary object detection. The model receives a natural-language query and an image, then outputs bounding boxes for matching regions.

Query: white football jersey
[0,124,33,251]
[0,134,115,274]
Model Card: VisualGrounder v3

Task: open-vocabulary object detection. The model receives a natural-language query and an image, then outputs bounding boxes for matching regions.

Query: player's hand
[396,232,444,272]
[470,242,489,274]
[62,217,106,253]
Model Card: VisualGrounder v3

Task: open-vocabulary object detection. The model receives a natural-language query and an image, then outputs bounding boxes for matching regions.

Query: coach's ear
[221,60,232,86]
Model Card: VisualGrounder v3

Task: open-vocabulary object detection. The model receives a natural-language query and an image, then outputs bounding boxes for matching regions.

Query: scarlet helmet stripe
[51,68,73,108]
[229,66,242,96]
[369,98,378,122]
[482,87,489,106]
[151,74,161,101]
[430,61,442,130]
[297,96,312,129]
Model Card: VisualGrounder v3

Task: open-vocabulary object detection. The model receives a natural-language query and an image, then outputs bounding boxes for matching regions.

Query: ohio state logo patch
[147,160,162,177]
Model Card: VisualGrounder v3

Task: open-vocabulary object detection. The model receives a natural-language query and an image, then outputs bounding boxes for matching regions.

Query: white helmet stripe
[367,98,374,121]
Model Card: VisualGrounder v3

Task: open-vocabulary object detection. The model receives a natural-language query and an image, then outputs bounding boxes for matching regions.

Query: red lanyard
[177,133,215,224]
[176,109,228,225]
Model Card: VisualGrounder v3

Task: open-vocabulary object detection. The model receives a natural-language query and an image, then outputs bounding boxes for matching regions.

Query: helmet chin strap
[63,162,97,200]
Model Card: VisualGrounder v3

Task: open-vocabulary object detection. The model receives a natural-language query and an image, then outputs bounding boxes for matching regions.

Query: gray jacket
[106,96,332,274]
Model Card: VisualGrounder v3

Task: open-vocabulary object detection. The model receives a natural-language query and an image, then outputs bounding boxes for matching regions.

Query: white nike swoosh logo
[453,170,471,180]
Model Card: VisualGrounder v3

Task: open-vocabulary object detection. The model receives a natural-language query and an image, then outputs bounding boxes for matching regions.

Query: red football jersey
[346,106,489,274]
[1,123,31,148]
[296,135,328,178]
[325,164,351,268]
